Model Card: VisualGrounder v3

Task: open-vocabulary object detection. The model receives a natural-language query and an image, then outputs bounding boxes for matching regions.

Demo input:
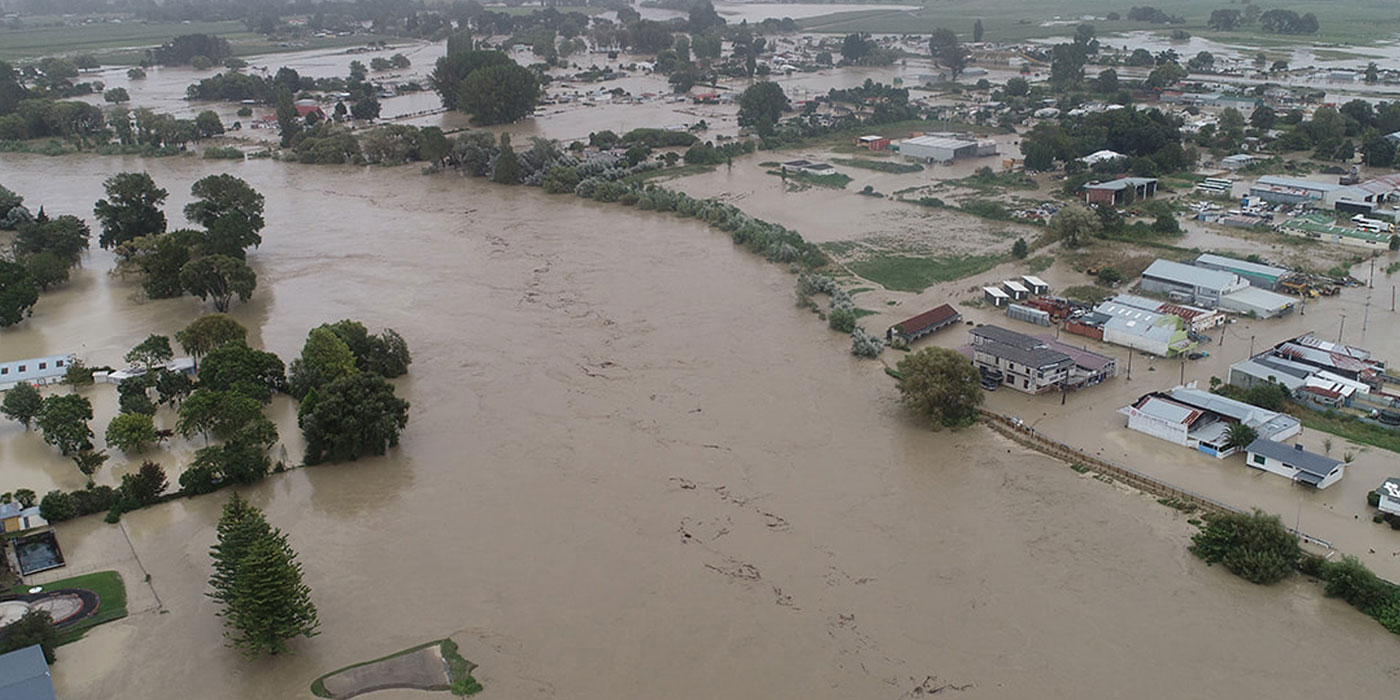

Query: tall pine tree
[209,494,319,657]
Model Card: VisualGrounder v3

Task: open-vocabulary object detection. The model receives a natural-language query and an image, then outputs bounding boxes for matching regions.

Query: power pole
[1249,334,1255,357]
[1338,313,1347,343]
[1126,350,1132,381]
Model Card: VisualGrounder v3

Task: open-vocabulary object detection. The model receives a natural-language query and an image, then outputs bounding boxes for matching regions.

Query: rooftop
[969,324,1044,351]
[1142,259,1244,291]
[1038,337,1116,371]
[892,304,960,334]
[1167,386,1300,440]
[977,339,1074,371]
[1085,177,1157,192]
[1254,175,1348,192]
[902,135,977,149]
[1380,478,1400,500]
[1195,253,1289,279]
[1134,396,1203,426]
[1245,438,1343,478]
[0,645,55,700]
[1221,286,1296,312]
[1021,275,1049,288]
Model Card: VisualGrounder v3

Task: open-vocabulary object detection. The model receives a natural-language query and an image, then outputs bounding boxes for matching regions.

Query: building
[0,644,56,700]
[1193,253,1288,290]
[1020,275,1049,296]
[1006,303,1052,326]
[1094,301,1194,356]
[1244,439,1345,489]
[1228,353,1314,393]
[1139,259,1249,308]
[1002,280,1029,300]
[1216,286,1297,318]
[1377,478,1400,516]
[98,357,196,385]
[1248,175,1362,207]
[1039,336,1117,387]
[897,135,992,162]
[1220,154,1257,170]
[887,304,961,344]
[1078,149,1126,165]
[0,354,75,392]
[1084,177,1157,205]
[983,286,1010,307]
[780,160,836,175]
[857,135,890,151]
[0,502,47,535]
[1271,334,1384,383]
[1120,385,1301,458]
[293,100,328,122]
[1108,294,1223,332]
[968,325,1075,394]
[1196,177,1234,195]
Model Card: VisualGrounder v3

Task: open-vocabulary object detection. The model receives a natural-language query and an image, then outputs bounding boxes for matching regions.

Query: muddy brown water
[2,153,1399,698]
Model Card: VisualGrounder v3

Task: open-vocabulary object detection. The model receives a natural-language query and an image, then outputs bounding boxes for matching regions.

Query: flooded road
[2,153,1399,698]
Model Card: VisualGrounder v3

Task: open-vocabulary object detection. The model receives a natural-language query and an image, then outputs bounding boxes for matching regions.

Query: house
[1020,275,1049,296]
[1193,253,1288,291]
[887,304,961,344]
[0,644,55,700]
[983,286,1010,307]
[968,325,1075,394]
[857,135,890,151]
[293,100,328,122]
[1120,385,1301,458]
[98,357,196,385]
[1244,439,1345,489]
[1377,478,1400,516]
[0,502,47,535]
[1083,177,1157,205]
[1094,301,1195,356]
[779,159,836,176]
[1139,259,1249,308]
[1002,280,1029,300]
[1038,337,1117,388]
[0,354,75,392]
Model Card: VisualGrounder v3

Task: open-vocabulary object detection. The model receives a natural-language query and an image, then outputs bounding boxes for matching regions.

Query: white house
[1377,478,1400,516]
[1244,438,1345,489]
[0,354,76,392]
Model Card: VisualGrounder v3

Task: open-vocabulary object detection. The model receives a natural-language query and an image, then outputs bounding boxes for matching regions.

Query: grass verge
[1294,410,1400,455]
[310,638,482,698]
[623,163,715,183]
[849,254,1003,293]
[768,169,852,189]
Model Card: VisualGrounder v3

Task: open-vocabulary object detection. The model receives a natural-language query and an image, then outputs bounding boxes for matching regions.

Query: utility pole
[1126,350,1132,381]
[1338,313,1347,343]
[1179,355,1185,384]
[1249,334,1255,357]
[1364,295,1371,333]
[1370,256,1376,288]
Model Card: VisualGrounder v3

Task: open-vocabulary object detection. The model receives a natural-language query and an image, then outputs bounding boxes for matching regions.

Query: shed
[899,135,979,162]
[1001,280,1029,300]
[888,304,962,344]
[1083,177,1157,205]
[1006,304,1052,327]
[983,286,1010,307]
[0,644,55,700]
[1245,438,1345,489]
[1378,478,1400,516]
[857,135,890,151]
[1019,275,1049,295]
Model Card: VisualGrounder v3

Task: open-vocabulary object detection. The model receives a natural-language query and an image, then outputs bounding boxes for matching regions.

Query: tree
[2,381,43,429]
[841,33,871,63]
[71,450,109,479]
[1249,105,1276,130]
[93,172,168,250]
[1094,68,1118,94]
[154,368,195,407]
[1050,205,1098,248]
[1151,213,1181,234]
[1224,421,1258,451]
[39,490,76,522]
[15,214,90,265]
[1363,134,1396,168]
[185,174,265,238]
[1190,509,1300,584]
[126,334,174,371]
[1145,62,1187,89]
[894,347,983,429]
[458,62,540,125]
[1049,42,1088,89]
[0,609,57,663]
[209,494,319,658]
[688,1,725,33]
[492,133,521,185]
[13,488,36,508]
[1186,51,1214,73]
[1208,9,1241,31]
[118,376,156,416]
[180,255,256,312]
[973,18,984,42]
[321,320,412,378]
[199,341,286,403]
[177,314,248,364]
[1011,238,1029,259]
[274,87,300,148]
[288,327,358,400]
[736,81,789,134]
[429,51,510,110]
[105,412,158,454]
[0,258,39,326]
[351,97,381,121]
[1004,77,1029,96]
[177,389,264,444]
[300,373,410,464]
[37,393,94,455]
[1366,62,1380,84]
[1391,234,1400,252]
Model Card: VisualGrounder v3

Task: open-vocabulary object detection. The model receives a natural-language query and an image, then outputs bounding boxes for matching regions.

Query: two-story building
[968,325,1075,394]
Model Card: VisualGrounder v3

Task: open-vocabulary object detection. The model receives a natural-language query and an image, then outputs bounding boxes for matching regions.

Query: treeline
[1019,106,1191,175]
[0,187,90,325]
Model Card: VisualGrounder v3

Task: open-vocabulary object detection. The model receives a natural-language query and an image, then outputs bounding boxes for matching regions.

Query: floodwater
[2,153,1400,698]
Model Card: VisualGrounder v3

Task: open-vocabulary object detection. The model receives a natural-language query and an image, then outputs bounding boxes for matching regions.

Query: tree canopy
[458,62,540,126]
[93,172,168,250]
[895,347,983,428]
[209,494,319,658]
[180,254,256,312]
[299,372,410,464]
[737,81,789,134]
[177,314,248,363]
[0,259,39,327]
[288,327,358,399]
[1190,509,1300,584]
[2,382,43,429]
[37,393,94,455]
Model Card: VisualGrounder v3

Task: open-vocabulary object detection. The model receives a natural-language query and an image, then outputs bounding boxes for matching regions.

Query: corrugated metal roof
[1195,253,1289,279]
[1142,259,1242,291]
[0,645,55,700]
[1135,396,1201,425]
[1255,175,1345,191]
[969,325,1043,350]
[1220,286,1296,312]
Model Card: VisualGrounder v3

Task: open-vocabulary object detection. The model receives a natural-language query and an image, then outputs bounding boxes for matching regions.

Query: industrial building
[1094,301,1195,356]
[1120,385,1301,459]
[1244,439,1345,489]
[1216,286,1297,318]
[1083,177,1157,205]
[1139,259,1248,308]
[1107,294,1223,332]
[1248,175,1363,207]
[897,134,997,163]
[1193,253,1288,291]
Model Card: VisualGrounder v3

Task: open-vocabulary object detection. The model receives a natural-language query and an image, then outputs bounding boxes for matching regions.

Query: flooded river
[2,153,1399,698]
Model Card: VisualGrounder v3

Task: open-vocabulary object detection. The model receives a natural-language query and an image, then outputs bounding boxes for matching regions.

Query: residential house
[1377,478,1400,516]
[0,502,47,535]
[1244,439,1345,489]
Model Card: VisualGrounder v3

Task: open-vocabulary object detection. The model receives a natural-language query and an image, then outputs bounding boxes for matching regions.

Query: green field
[797,0,1400,46]
[0,19,401,63]
[848,254,1003,292]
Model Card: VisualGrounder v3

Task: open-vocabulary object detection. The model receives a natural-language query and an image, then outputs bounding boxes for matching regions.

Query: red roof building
[888,304,961,343]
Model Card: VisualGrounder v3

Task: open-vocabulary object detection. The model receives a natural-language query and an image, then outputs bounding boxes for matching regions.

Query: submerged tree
[93,172,168,250]
[36,393,94,455]
[299,373,409,464]
[176,313,248,365]
[895,347,983,428]
[209,494,319,657]
[180,255,256,312]
[2,381,43,429]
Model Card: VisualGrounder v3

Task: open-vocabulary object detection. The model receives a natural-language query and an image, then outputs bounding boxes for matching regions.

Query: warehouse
[1193,253,1288,290]
[1083,177,1157,205]
[1217,286,1297,318]
[1094,301,1194,356]
[897,134,995,163]
[1248,176,1363,207]
[1108,294,1222,332]
[1120,386,1301,458]
[1139,259,1248,308]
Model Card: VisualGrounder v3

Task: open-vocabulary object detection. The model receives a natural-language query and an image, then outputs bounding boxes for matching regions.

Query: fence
[978,409,1334,550]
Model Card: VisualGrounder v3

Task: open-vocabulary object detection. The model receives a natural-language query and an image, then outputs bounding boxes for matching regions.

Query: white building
[1377,478,1400,516]
[1120,385,1301,459]
[1217,286,1297,318]
[1139,259,1249,308]
[1244,438,1345,489]
[897,134,995,162]
[1095,301,1193,357]
[0,354,76,392]
[98,357,196,384]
